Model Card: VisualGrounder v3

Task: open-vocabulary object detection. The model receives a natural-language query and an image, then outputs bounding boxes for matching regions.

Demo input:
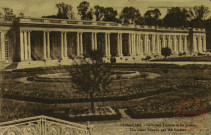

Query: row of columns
[19,31,206,61]
[193,34,206,53]
[105,33,111,57]
[20,31,31,61]
[43,31,51,60]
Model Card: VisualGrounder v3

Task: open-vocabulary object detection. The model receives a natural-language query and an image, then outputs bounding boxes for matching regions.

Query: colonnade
[18,30,207,61]
[20,31,31,61]
[193,34,207,53]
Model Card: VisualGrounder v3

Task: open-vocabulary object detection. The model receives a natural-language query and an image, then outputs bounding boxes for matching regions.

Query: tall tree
[77,1,93,20]
[119,7,141,24]
[94,5,104,21]
[163,7,191,27]
[70,51,112,113]
[2,8,16,21]
[42,3,74,19]
[190,5,210,28]
[18,13,24,18]
[56,3,74,19]
[103,7,118,22]
[144,9,162,26]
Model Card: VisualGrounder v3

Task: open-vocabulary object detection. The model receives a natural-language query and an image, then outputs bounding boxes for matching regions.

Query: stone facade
[0,17,207,68]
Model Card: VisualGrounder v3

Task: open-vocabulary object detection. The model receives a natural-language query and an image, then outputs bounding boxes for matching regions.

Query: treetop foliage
[2,0,210,28]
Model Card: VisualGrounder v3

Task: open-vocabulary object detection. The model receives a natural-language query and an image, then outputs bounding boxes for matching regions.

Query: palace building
[0,17,207,69]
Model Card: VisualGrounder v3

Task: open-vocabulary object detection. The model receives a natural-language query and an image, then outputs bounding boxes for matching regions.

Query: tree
[42,3,74,19]
[77,1,93,20]
[70,51,112,113]
[161,47,172,58]
[163,7,191,27]
[135,16,145,25]
[18,13,24,18]
[144,9,162,26]
[103,7,118,22]
[2,8,16,21]
[56,3,74,19]
[119,7,141,24]
[94,5,104,21]
[190,5,210,28]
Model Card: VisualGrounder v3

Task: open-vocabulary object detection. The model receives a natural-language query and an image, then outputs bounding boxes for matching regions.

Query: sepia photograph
[0,0,211,134]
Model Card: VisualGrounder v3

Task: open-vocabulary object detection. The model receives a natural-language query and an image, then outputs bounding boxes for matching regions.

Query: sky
[0,0,211,19]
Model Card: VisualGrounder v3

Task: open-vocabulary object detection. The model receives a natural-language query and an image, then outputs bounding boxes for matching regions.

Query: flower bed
[1,86,177,104]
[126,103,176,119]
[126,98,209,119]
[49,107,121,122]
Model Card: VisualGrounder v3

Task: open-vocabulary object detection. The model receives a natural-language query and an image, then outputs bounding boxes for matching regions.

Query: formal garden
[0,62,211,122]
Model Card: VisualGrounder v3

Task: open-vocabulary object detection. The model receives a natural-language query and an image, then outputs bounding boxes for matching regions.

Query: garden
[0,63,211,122]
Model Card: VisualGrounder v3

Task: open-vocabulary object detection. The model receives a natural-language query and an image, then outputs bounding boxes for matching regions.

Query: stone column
[120,33,123,56]
[77,32,80,56]
[131,34,134,55]
[20,31,24,61]
[128,34,132,56]
[117,33,123,56]
[168,35,171,49]
[60,32,64,59]
[27,31,31,60]
[203,35,206,52]
[162,35,165,48]
[144,34,148,55]
[158,35,161,54]
[148,36,151,55]
[91,33,94,51]
[173,35,177,54]
[105,33,110,57]
[179,35,182,53]
[24,31,28,60]
[91,32,97,51]
[104,33,108,56]
[0,31,5,60]
[133,34,137,55]
[152,34,155,54]
[107,33,110,56]
[43,31,47,60]
[136,34,140,55]
[46,31,51,59]
[140,35,143,55]
[94,33,97,51]
[80,32,83,56]
[199,35,203,53]
[193,34,197,53]
[155,34,159,54]
[184,36,187,53]
[64,32,68,58]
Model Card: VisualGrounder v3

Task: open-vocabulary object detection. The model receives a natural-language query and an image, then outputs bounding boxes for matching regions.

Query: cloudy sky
[0,0,211,19]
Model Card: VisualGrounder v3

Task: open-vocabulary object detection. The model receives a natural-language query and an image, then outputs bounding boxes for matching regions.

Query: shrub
[110,56,116,63]
[161,47,172,58]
